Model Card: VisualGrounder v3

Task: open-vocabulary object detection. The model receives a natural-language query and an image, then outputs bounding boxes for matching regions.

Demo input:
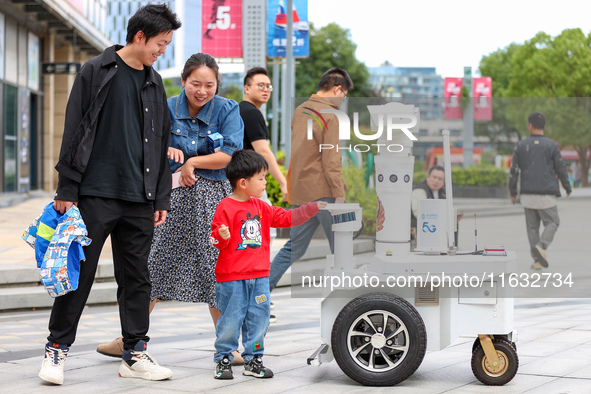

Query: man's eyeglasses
[253,83,273,92]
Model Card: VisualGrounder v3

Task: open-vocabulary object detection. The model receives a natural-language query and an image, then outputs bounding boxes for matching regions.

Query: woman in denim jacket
[152,53,243,310]
[97,53,244,362]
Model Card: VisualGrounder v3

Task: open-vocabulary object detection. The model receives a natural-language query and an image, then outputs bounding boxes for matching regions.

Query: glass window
[4,139,16,192]
[4,85,17,192]
[5,85,16,136]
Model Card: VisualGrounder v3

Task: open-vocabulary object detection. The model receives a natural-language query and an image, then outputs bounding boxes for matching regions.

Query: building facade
[0,0,110,197]
[368,62,467,160]
[369,61,444,120]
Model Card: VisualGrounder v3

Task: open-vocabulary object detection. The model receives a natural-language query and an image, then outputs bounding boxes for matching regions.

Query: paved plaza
[1,191,591,393]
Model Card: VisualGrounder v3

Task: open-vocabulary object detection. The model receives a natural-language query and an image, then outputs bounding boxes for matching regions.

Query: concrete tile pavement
[2,189,591,392]
[2,293,591,393]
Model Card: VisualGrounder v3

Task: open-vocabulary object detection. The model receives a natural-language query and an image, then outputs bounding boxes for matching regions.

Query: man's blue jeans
[214,277,270,363]
[269,197,335,291]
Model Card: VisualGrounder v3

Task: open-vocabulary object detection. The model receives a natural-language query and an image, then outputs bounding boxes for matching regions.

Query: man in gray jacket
[509,112,571,270]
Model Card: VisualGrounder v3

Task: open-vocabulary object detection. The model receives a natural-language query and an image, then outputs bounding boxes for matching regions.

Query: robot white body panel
[309,103,518,386]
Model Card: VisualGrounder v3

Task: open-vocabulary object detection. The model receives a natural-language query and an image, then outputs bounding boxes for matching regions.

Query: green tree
[479,43,520,98]
[295,23,370,97]
[163,78,181,98]
[219,84,243,103]
[477,44,522,154]
[478,29,591,185]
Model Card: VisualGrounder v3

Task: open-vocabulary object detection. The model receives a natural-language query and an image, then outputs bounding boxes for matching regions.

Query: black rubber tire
[331,292,427,386]
[471,338,519,386]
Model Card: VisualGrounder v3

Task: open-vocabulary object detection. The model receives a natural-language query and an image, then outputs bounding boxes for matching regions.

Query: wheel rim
[346,309,410,372]
[481,350,509,377]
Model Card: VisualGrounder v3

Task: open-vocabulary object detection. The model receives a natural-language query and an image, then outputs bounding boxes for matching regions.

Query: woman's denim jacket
[168,91,244,180]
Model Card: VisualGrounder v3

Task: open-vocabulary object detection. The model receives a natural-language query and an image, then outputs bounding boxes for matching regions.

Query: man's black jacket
[54,45,171,211]
[508,135,571,198]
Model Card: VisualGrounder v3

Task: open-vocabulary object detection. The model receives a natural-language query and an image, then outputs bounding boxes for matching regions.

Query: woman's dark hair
[225,150,269,189]
[126,4,181,44]
[181,53,222,93]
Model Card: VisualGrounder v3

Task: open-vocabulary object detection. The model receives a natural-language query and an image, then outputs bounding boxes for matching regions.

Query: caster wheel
[471,338,519,385]
[331,293,426,386]
[472,337,517,353]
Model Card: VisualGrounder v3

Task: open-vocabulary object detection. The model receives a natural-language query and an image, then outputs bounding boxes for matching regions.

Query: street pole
[284,0,294,166]
[271,59,280,154]
[463,66,474,168]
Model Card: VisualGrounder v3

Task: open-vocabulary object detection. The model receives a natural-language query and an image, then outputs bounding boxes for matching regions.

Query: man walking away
[508,112,571,270]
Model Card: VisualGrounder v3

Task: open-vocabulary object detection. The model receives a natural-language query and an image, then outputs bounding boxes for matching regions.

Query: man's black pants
[47,197,154,348]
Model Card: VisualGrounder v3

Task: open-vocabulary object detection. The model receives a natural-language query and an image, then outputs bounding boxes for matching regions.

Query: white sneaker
[119,341,172,381]
[534,244,548,267]
[39,343,68,385]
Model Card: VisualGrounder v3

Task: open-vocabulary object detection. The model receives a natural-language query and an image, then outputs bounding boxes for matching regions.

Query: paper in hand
[172,172,181,189]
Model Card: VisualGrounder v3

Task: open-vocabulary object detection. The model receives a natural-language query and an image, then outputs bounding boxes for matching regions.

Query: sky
[307,0,591,78]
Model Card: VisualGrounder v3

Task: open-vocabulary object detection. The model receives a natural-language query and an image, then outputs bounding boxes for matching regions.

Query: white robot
[307,103,518,387]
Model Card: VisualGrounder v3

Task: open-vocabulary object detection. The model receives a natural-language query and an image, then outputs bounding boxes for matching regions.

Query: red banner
[473,77,492,121]
[444,78,463,120]
[202,0,243,58]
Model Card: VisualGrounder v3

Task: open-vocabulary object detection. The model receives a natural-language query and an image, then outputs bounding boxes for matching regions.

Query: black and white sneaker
[39,342,68,385]
[215,356,234,379]
[119,340,172,381]
[243,356,273,378]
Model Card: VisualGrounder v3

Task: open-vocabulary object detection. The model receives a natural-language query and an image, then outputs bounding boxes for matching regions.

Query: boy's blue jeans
[214,277,270,363]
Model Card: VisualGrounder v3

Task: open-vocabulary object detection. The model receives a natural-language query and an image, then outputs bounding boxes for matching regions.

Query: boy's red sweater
[210,197,320,282]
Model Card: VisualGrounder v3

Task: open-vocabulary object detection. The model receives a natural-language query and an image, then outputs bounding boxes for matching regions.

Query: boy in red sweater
[210,149,325,379]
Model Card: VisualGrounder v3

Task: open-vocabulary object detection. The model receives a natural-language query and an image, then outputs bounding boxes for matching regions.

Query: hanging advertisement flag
[444,78,463,120]
[473,77,492,121]
[267,0,309,57]
[202,0,242,58]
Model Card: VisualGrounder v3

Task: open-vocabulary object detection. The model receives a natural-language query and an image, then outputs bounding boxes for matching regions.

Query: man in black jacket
[39,4,181,385]
[509,112,571,270]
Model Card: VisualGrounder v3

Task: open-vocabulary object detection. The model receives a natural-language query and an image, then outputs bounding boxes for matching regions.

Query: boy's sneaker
[119,340,172,381]
[243,356,274,378]
[215,356,234,379]
[269,314,277,324]
[39,342,68,385]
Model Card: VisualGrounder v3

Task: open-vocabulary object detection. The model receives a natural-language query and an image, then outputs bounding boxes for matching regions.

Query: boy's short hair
[226,150,269,189]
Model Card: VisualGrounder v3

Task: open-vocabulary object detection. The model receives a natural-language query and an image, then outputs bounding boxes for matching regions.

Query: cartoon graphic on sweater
[237,212,262,250]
